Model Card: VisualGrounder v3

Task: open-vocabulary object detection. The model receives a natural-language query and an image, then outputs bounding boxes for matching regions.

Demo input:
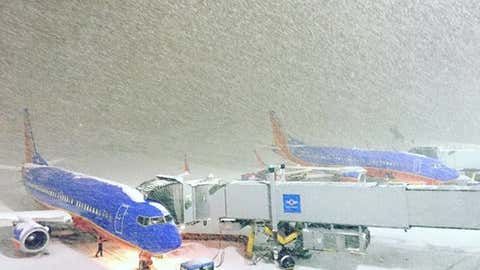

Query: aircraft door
[114,204,129,235]
[413,159,422,173]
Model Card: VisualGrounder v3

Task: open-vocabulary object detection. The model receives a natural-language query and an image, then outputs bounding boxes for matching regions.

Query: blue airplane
[269,111,461,185]
[0,109,181,266]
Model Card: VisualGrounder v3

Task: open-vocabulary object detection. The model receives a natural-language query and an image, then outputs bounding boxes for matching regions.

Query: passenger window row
[313,154,398,167]
[75,200,112,220]
[26,182,112,220]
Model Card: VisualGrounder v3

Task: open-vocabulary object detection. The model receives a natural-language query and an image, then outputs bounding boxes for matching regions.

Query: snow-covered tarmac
[2,218,480,270]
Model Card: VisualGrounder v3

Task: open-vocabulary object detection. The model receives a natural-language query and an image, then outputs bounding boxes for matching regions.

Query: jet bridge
[138,177,480,253]
[205,181,480,230]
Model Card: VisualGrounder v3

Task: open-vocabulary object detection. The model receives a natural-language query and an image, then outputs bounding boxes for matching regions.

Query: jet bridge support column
[268,166,278,230]
[267,165,280,252]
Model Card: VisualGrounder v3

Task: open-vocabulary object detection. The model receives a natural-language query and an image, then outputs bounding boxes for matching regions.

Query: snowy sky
[2,1,480,180]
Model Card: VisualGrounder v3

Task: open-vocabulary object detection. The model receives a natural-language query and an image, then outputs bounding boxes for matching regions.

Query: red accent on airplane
[183,154,190,175]
[365,167,442,185]
[270,111,314,166]
[11,238,21,250]
[338,177,359,183]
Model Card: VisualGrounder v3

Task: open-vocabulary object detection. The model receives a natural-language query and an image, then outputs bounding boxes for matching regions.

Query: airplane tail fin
[254,150,267,168]
[269,111,293,159]
[23,109,48,165]
[183,153,190,176]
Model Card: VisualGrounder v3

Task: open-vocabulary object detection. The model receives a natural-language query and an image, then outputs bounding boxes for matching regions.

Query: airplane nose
[444,168,460,180]
[144,224,182,253]
[162,224,182,250]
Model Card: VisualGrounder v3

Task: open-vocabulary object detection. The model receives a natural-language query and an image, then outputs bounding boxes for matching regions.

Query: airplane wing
[0,210,72,226]
[286,165,367,173]
[0,164,22,171]
[48,158,66,165]
[0,158,65,172]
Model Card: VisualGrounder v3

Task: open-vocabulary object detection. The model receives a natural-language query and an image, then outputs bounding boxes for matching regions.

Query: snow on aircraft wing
[0,210,72,226]
[285,165,367,173]
[0,164,22,171]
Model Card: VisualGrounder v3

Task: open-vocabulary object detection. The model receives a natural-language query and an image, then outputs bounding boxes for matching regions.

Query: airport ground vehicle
[180,258,214,270]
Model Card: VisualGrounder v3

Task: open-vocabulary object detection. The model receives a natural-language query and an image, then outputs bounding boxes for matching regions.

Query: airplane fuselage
[287,142,460,184]
[269,111,460,185]
[22,164,182,254]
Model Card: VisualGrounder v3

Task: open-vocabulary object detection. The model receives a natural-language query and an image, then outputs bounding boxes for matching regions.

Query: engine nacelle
[12,221,50,253]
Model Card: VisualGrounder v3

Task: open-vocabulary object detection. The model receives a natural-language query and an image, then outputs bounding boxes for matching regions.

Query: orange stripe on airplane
[364,167,442,185]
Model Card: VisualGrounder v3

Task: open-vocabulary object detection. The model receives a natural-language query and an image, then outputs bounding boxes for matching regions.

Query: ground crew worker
[139,251,153,270]
[95,236,106,257]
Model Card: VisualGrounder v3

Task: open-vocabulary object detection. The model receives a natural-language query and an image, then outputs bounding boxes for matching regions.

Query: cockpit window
[137,216,148,226]
[164,215,173,223]
[150,217,165,225]
[137,215,167,226]
[432,163,443,169]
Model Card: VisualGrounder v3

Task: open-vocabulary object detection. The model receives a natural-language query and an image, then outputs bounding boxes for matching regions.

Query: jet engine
[12,221,50,253]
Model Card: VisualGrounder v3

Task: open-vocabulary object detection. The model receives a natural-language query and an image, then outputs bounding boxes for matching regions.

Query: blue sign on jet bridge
[283,194,301,213]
